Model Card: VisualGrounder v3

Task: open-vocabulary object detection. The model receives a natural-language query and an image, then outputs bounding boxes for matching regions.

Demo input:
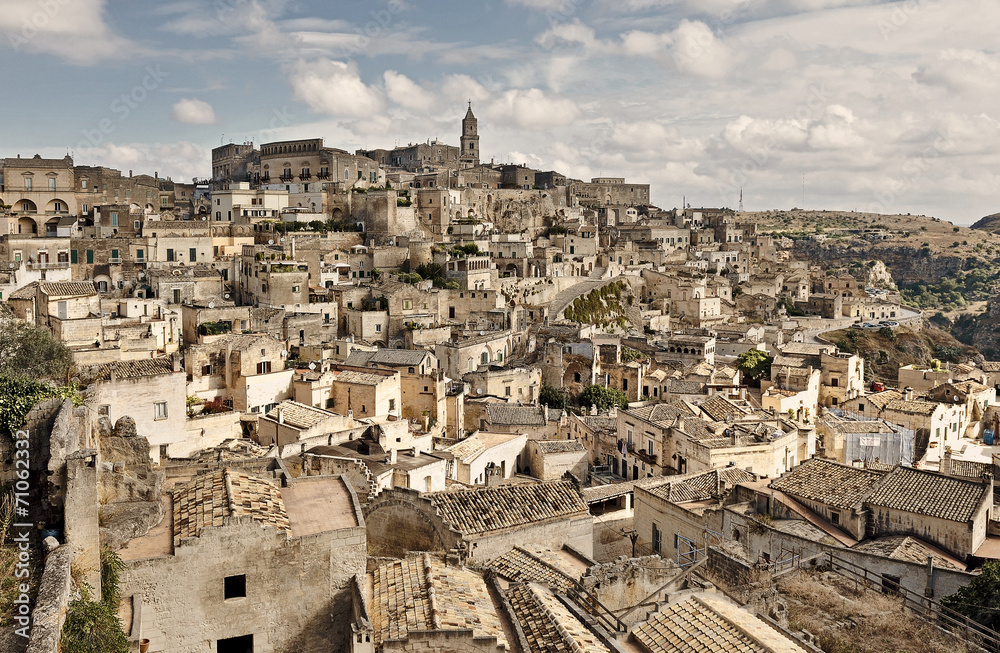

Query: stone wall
[381,628,505,653]
[580,555,680,614]
[121,517,366,653]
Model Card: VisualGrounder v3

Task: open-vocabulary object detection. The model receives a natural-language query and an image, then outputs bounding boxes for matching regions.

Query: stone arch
[331,207,345,220]
[17,217,37,234]
[15,199,37,213]
[45,198,70,213]
[364,493,459,558]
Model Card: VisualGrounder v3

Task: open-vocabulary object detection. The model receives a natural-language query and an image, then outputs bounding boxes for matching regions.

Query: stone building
[85,357,187,462]
[364,480,593,563]
[119,469,366,653]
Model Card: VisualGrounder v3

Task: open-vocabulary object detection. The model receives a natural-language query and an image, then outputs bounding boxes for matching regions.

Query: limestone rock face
[96,416,114,439]
[97,424,165,550]
[113,415,137,438]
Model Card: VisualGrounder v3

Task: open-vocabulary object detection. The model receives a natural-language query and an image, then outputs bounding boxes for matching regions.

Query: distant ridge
[970,213,1000,233]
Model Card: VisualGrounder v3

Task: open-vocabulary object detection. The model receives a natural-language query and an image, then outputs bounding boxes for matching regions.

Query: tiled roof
[632,597,767,653]
[853,536,964,571]
[95,358,175,381]
[981,361,1000,373]
[698,396,751,422]
[7,282,38,300]
[172,468,290,547]
[345,348,430,367]
[39,281,97,297]
[532,440,586,454]
[626,401,698,425]
[264,400,336,430]
[947,458,992,479]
[884,399,938,416]
[868,467,988,522]
[865,390,903,410]
[486,404,546,426]
[371,555,507,648]
[582,480,636,503]
[335,369,388,386]
[445,431,524,463]
[490,546,577,592]
[505,583,610,653]
[644,467,758,504]
[769,458,885,510]
[427,481,587,536]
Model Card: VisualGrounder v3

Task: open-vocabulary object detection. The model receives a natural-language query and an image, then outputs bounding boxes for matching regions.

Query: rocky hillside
[820,324,981,383]
[971,212,1000,234]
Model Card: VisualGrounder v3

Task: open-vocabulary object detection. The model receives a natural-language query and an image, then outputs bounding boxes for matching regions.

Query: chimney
[676,416,686,432]
[542,404,548,422]
[609,404,618,419]
[277,407,284,424]
[172,354,181,372]
[389,448,397,464]
[904,386,914,402]
[941,446,952,476]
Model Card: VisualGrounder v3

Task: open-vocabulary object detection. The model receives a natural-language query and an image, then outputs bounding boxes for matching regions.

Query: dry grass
[779,570,974,653]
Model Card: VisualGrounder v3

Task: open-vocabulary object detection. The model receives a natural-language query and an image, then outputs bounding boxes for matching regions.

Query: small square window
[98,405,110,416]
[224,574,246,599]
[154,401,168,420]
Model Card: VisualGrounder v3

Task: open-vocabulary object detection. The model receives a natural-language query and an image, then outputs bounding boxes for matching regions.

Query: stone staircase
[547,276,624,323]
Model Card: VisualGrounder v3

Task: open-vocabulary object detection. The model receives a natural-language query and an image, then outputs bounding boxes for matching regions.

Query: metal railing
[825,552,1000,652]
[565,582,628,635]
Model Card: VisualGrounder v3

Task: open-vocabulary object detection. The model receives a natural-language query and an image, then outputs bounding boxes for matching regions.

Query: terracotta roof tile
[427,481,587,536]
[769,458,885,510]
[868,467,988,522]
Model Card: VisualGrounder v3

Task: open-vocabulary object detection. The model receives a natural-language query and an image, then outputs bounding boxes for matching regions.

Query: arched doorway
[17,217,37,234]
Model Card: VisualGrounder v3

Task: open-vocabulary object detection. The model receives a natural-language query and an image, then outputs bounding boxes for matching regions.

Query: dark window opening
[217,634,253,653]
[224,574,246,599]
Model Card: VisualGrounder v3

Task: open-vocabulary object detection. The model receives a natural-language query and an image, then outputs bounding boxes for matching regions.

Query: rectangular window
[154,401,168,420]
[652,523,662,555]
[136,249,144,260]
[256,361,271,374]
[111,249,119,261]
[224,574,246,599]
[375,324,382,332]
[389,398,396,412]
[166,249,174,262]
[24,177,32,190]
[111,213,119,227]
[71,250,78,264]
[189,248,197,263]
[86,250,94,264]
[202,364,212,376]
[48,178,56,191]
[831,511,841,525]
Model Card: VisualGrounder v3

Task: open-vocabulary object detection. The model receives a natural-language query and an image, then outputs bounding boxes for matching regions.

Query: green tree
[579,384,629,411]
[0,307,73,381]
[736,349,773,382]
[942,560,1000,632]
[538,383,566,409]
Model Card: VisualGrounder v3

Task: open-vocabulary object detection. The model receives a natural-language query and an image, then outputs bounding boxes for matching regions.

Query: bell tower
[460,101,479,168]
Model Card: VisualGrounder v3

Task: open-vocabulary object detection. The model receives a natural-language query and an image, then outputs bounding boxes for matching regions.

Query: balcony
[26,261,70,271]
[278,175,294,182]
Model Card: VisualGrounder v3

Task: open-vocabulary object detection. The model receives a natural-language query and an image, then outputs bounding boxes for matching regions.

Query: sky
[1,0,998,224]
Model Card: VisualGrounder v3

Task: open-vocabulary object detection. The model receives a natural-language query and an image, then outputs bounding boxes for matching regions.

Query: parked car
[862,322,881,329]
[878,321,899,327]
[850,323,864,329]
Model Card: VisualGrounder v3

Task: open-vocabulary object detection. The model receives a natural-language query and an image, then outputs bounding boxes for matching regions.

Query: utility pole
[621,528,639,557]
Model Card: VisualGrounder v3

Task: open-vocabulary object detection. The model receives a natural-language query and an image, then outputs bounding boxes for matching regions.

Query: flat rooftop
[282,476,359,536]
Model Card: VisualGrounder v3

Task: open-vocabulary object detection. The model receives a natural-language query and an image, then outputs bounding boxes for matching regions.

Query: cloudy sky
[1,0,997,223]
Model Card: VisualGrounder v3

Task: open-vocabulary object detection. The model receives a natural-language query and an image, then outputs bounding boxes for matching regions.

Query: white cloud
[487,89,580,130]
[666,20,735,78]
[0,0,133,64]
[383,71,436,112]
[288,59,383,118]
[69,141,210,184]
[170,98,219,125]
